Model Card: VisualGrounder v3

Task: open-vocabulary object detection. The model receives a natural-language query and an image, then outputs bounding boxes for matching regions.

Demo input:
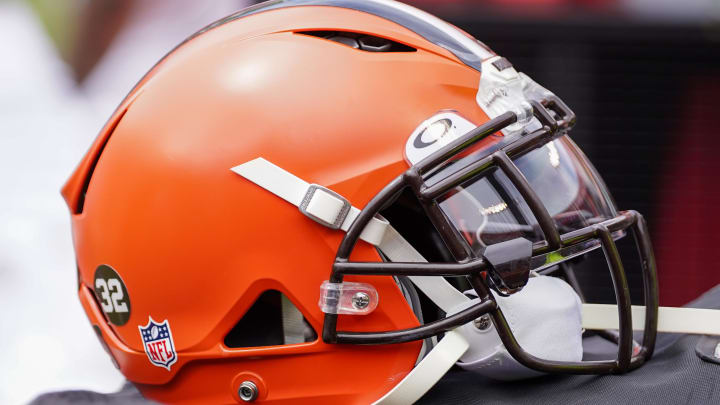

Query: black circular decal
[93,265,131,326]
[412,118,452,149]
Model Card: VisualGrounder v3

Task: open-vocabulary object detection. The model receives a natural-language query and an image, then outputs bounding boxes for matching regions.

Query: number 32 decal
[96,278,129,313]
[94,265,132,326]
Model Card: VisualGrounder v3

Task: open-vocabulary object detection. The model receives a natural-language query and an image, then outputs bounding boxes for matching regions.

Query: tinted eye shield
[325,96,659,375]
[439,135,625,276]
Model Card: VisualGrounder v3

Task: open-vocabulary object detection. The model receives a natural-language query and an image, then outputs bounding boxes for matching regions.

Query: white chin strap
[583,304,720,335]
[232,157,720,404]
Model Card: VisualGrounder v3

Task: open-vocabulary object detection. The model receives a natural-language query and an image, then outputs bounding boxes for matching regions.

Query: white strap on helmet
[370,330,469,405]
[232,158,389,246]
[231,157,469,312]
[584,304,720,335]
[376,226,469,312]
[231,157,720,403]
[232,158,471,403]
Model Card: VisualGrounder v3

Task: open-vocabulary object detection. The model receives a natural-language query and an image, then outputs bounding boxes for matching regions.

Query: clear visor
[438,135,620,268]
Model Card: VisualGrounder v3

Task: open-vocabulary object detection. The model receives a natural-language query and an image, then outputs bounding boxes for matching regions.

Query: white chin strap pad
[449,275,583,380]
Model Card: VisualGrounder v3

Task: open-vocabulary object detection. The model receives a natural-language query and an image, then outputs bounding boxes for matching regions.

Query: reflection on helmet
[62,0,658,404]
[440,136,619,257]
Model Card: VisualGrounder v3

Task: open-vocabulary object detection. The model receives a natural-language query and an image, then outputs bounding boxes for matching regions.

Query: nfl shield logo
[138,317,177,370]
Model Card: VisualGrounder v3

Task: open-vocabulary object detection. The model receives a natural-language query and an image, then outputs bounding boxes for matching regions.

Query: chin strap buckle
[231,157,390,246]
[299,184,351,230]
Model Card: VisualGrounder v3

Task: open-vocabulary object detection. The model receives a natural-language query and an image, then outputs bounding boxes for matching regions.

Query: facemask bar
[323,95,659,374]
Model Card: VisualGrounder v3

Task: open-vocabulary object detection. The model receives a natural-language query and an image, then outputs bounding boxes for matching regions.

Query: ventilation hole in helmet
[296,31,416,52]
[224,290,317,348]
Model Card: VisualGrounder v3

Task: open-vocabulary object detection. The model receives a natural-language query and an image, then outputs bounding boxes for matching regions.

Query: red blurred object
[655,78,720,306]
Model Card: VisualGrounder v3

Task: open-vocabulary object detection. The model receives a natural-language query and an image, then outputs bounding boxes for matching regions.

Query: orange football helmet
[63,1,658,404]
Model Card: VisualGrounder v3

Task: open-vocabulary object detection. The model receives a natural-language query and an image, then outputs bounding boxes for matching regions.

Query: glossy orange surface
[64,5,491,404]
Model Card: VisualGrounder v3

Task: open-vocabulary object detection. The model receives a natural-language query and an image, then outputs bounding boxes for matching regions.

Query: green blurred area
[24,0,83,60]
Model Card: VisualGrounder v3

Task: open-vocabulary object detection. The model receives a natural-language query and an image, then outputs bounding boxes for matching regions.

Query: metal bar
[322,313,339,343]
[335,299,497,344]
[468,273,619,374]
[558,212,634,248]
[414,99,572,185]
[406,163,473,262]
[493,151,562,250]
[420,154,495,201]
[337,211,638,277]
[541,96,576,129]
[322,90,660,373]
[414,111,517,175]
[424,201,473,261]
[530,100,558,132]
[328,210,643,348]
[598,224,633,371]
[334,176,406,262]
[334,259,486,277]
[486,168,533,232]
[632,211,659,360]
[420,123,556,202]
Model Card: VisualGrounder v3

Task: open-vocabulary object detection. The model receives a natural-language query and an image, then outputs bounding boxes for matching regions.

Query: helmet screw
[473,314,492,331]
[352,292,371,310]
[238,381,258,402]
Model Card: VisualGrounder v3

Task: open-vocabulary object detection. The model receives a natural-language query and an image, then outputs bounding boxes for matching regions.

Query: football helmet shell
[63,1,659,403]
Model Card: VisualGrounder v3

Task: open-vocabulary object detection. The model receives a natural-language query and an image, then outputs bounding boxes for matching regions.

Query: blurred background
[0,0,718,403]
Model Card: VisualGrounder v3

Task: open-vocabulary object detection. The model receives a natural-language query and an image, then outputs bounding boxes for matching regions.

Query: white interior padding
[450,275,583,380]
